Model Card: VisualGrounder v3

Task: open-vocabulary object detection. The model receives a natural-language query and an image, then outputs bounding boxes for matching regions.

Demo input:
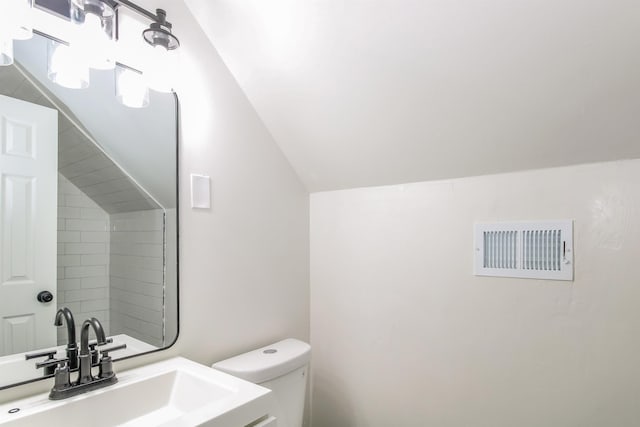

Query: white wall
[57,174,110,341]
[310,159,640,427]
[171,0,309,364]
[0,0,309,406]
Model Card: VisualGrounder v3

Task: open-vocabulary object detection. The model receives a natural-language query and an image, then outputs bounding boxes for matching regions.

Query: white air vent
[474,221,573,281]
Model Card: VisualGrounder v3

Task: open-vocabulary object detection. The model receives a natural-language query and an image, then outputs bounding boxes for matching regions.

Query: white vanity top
[0,357,276,426]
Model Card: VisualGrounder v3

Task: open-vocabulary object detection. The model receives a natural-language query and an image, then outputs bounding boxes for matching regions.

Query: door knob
[37,291,54,303]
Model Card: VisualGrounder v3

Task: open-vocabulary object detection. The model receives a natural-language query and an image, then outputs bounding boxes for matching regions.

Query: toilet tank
[212,339,311,427]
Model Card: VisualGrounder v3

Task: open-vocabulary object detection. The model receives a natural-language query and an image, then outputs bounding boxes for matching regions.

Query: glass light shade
[47,40,90,89]
[116,66,150,108]
[70,0,116,70]
[145,45,179,93]
[14,0,33,40]
[0,38,14,66]
[0,0,33,41]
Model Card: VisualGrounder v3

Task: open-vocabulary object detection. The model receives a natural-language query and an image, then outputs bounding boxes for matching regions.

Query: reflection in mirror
[0,32,178,389]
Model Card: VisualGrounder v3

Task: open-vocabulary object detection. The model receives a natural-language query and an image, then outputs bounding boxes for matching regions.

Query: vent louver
[474,221,573,281]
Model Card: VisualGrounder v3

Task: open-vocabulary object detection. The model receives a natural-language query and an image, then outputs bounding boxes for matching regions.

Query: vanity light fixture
[142,8,179,93]
[68,0,181,101]
[0,0,180,108]
[111,0,180,94]
[142,8,180,50]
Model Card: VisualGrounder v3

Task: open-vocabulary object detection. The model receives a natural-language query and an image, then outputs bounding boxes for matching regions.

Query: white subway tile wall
[109,210,165,347]
[57,176,165,348]
[57,174,110,343]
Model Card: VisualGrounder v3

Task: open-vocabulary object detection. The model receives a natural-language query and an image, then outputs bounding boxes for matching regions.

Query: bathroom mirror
[0,32,179,389]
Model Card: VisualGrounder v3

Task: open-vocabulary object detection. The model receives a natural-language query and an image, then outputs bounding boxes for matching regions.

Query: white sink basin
[0,357,275,426]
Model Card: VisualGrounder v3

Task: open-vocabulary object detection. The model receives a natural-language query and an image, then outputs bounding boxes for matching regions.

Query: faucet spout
[80,318,106,355]
[78,318,106,384]
[54,307,76,349]
[54,307,78,370]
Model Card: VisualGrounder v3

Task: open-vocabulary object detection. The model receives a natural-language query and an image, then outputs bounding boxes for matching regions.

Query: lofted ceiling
[184,0,640,192]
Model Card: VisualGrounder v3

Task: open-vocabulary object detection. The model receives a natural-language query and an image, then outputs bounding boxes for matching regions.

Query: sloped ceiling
[184,0,640,192]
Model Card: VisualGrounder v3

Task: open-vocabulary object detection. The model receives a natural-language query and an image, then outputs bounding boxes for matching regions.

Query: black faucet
[78,318,107,384]
[32,315,126,400]
[54,307,78,370]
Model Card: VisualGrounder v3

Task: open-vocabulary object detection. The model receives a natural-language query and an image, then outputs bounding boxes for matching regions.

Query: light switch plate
[190,174,211,209]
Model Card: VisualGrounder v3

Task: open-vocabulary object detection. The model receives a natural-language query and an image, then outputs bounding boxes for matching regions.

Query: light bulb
[145,45,178,93]
[70,0,115,70]
[0,0,33,40]
[79,13,115,70]
[0,38,14,66]
[47,40,90,89]
[14,0,33,40]
[10,0,33,40]
[116,66,149,108]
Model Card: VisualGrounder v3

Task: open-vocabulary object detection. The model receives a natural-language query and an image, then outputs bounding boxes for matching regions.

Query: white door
[0,94,57,356]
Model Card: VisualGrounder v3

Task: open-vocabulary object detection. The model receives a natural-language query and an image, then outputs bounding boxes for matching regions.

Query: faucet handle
[88,337,113,348]
[35,357,69,379]
[100,343,127,357]
[98,344,126,379]
[36,358,72,393]
[35,357,69,370]
[25,349,59,376]
[25,348,57,361]
[89,337,114,365]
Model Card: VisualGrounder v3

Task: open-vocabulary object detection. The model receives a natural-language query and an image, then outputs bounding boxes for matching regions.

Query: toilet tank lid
[212,338,311,384]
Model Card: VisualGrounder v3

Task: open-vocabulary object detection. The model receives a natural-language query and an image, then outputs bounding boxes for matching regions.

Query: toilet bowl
[212,338,311,427]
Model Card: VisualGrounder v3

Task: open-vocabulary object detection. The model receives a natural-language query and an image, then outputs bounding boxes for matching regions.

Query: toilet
[212,338,311,427]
